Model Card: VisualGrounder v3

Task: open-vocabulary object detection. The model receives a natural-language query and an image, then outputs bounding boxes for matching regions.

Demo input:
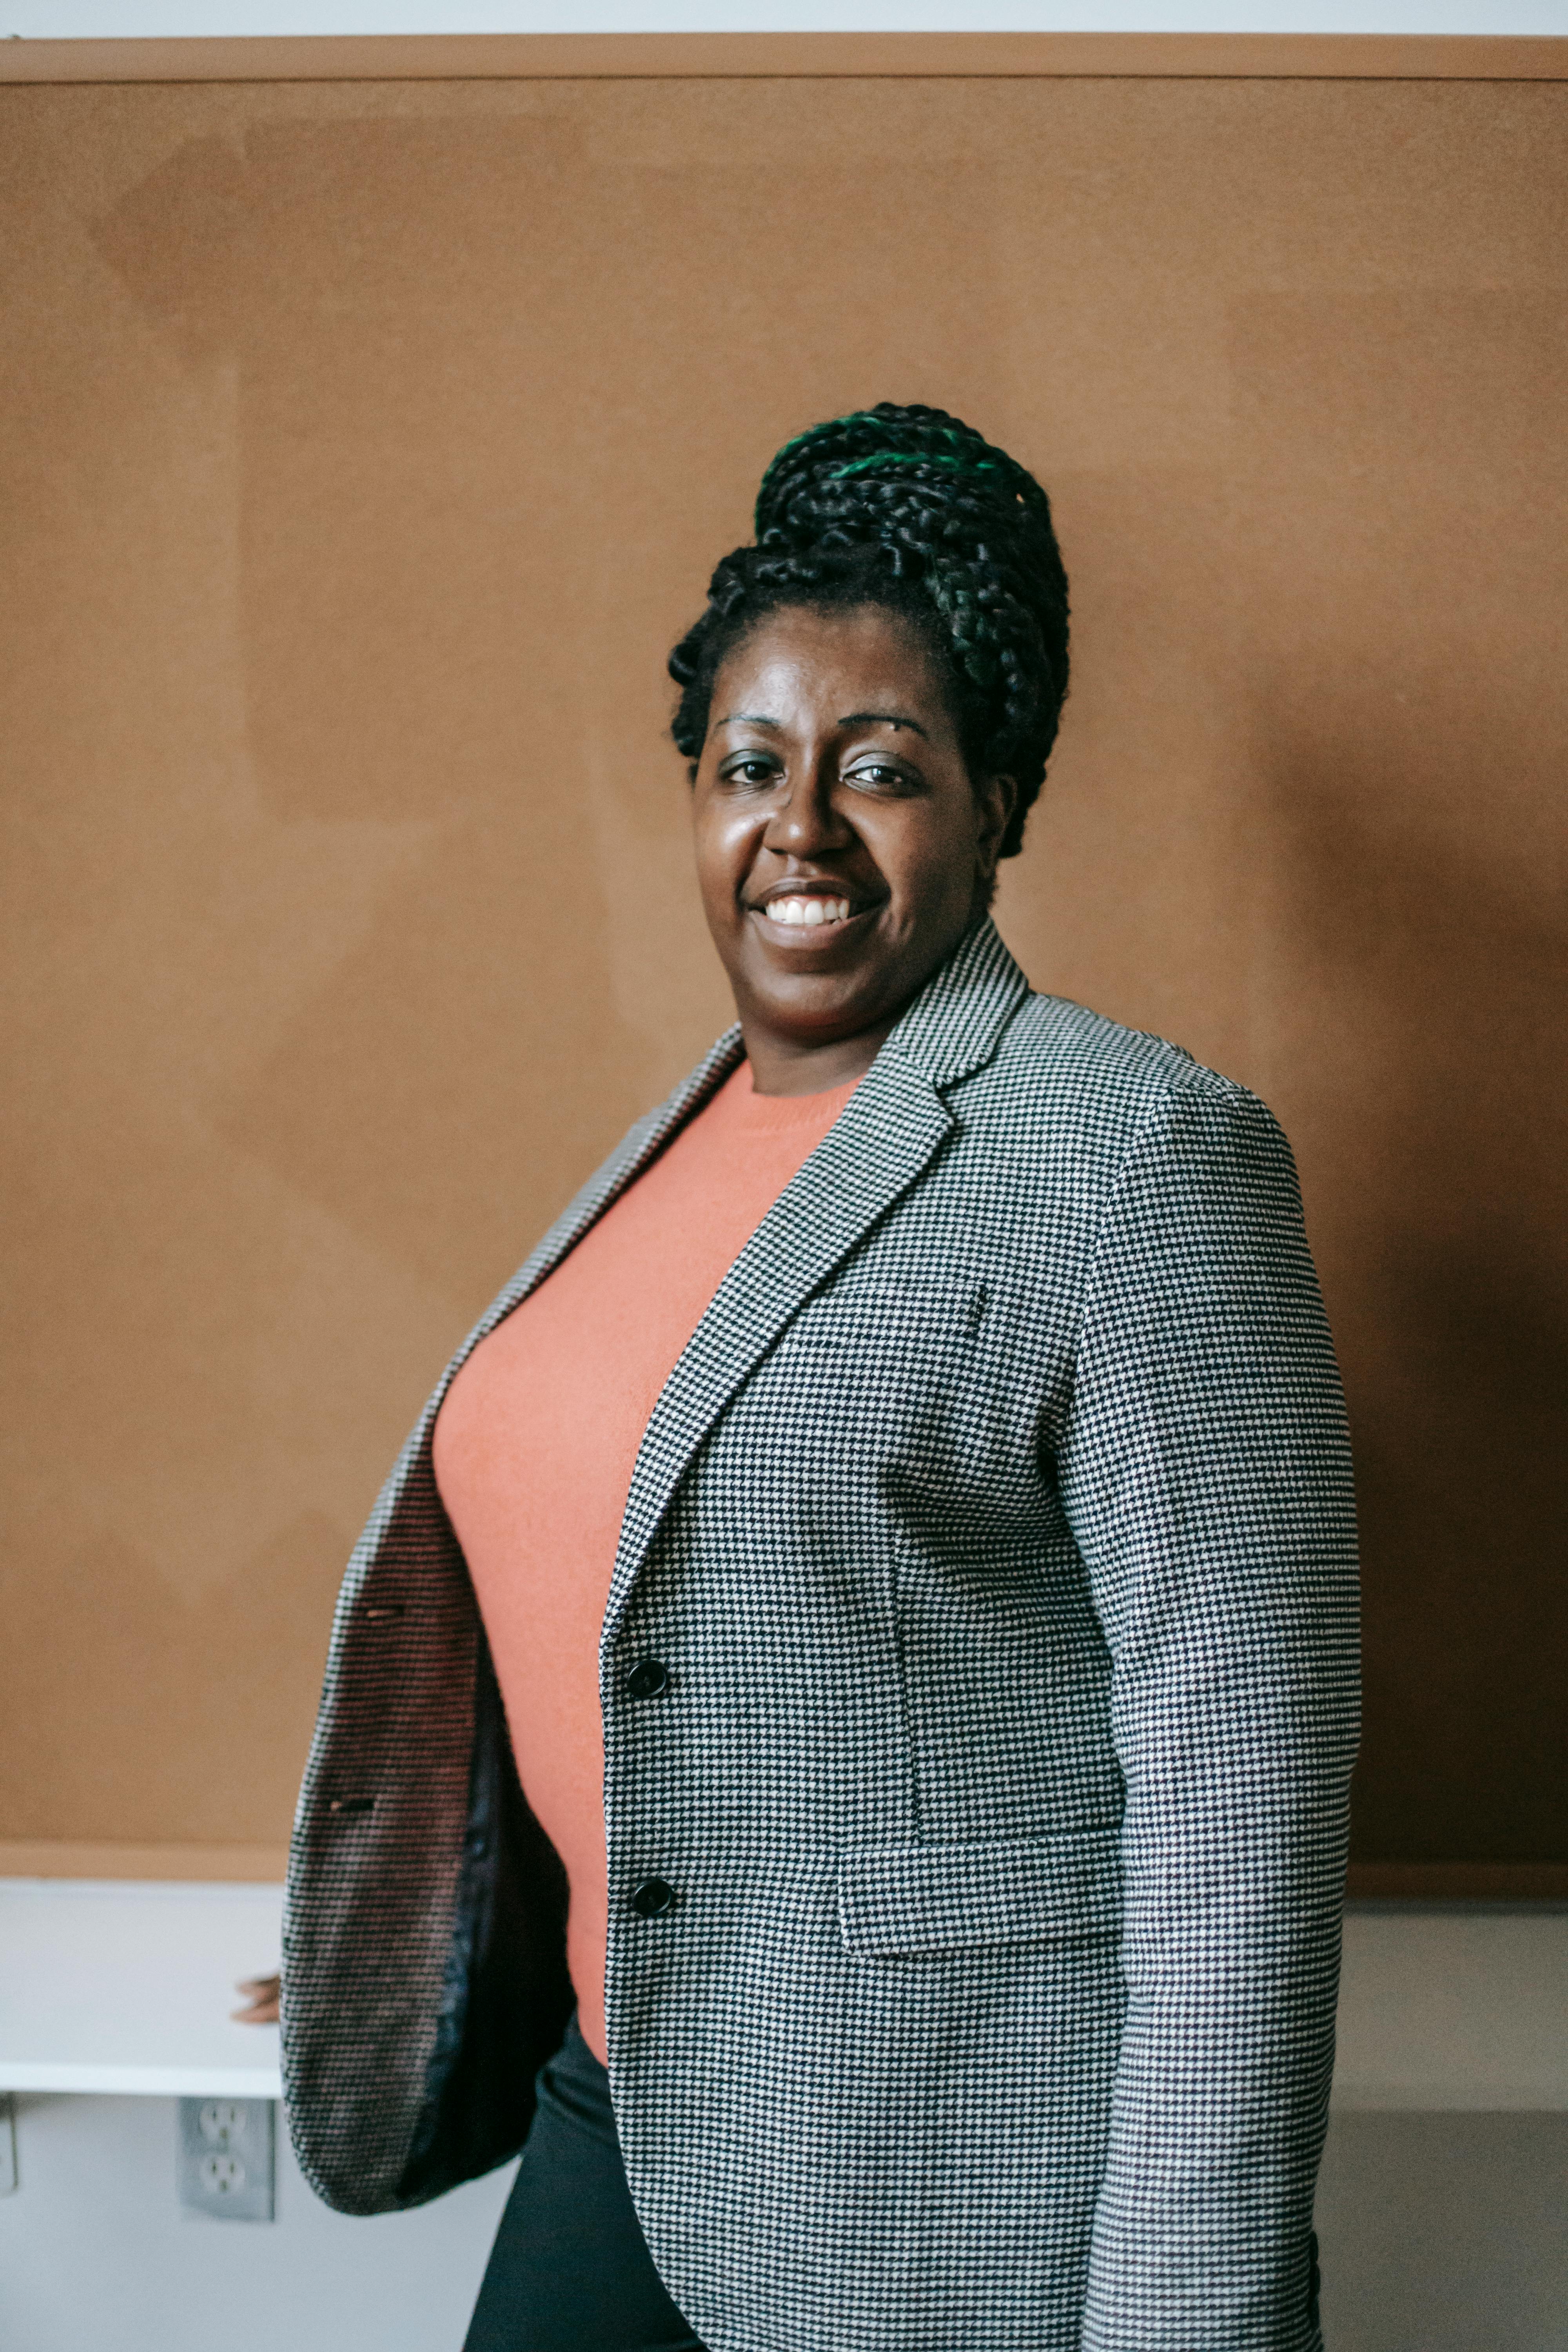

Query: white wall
[0,2093,516,2352]
[1316,2114,1568,2352]
[11,4,1568,45]
[3,2094,1567,2352]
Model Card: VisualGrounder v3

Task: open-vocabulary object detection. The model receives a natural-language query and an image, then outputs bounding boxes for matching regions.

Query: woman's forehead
[711,606,952,728]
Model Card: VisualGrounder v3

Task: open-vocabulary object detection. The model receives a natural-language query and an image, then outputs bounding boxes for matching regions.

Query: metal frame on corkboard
[2,30,1566,86]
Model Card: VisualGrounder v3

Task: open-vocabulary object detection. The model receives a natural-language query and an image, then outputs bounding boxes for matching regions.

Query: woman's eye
[724,758,777,786]
[847,762,909,791]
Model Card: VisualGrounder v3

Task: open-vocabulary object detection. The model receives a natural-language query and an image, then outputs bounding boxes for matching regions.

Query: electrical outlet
[177,2097,275,2221]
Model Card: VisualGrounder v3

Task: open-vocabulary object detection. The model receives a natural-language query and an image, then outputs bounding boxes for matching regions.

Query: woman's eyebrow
[840,710,930,739]
[720,712,782,729]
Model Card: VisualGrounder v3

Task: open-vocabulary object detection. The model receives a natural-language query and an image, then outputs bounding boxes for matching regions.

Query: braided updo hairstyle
[669,403,1069,859]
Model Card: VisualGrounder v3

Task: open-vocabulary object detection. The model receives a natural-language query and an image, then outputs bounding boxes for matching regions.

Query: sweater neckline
[717,1058,862,1136]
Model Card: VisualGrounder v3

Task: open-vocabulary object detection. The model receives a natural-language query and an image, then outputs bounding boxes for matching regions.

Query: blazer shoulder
[972,989,1261,1136]
[940,996,1301,1300]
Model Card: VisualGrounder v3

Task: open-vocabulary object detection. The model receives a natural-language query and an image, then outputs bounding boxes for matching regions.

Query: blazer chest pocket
[837,1828,1121,1957]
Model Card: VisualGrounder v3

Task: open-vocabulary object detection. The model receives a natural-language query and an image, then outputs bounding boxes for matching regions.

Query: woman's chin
[742,969,897,1047]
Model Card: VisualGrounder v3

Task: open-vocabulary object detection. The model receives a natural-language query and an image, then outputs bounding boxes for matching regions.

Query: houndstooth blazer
[282,916,1359,2352]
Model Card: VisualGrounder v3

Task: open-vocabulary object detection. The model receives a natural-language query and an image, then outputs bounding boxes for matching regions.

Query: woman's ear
[969,774,1016,916]
[977,773,1017,875]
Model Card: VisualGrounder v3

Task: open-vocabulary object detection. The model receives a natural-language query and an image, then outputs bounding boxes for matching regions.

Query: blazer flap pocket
[837,1828,1121,1956]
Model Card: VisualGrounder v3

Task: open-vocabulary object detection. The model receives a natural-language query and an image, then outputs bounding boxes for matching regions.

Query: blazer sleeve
[1055,1076,1359,2352]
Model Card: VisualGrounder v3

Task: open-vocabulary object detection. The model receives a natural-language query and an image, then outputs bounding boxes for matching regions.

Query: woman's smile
[747,885,885,945]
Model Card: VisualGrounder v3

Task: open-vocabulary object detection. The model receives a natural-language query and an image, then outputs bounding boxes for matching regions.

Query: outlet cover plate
[177,2097,275,2221]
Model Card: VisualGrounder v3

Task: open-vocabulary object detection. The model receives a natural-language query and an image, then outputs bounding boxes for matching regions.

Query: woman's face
[691,604,1014,1085]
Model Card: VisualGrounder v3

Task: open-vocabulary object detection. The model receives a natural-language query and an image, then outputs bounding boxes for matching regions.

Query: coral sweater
[432,1059,859,2064]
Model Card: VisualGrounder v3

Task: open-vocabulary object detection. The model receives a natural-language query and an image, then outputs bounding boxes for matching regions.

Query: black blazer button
[630,1877,675,1919]
[626,1657,670,1699]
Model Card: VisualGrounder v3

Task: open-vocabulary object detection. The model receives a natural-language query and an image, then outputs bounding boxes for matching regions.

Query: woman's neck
[740,1012,901,1099]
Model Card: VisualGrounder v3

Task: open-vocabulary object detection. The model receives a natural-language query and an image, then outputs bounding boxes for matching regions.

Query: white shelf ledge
[0,1879,282,2099]
[2,1880,1564,2109]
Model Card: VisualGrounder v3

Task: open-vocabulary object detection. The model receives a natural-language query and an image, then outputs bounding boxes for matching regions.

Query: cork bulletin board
[2,34,1564,1895]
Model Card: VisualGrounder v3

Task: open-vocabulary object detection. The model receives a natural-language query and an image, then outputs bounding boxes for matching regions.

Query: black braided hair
[669,403,1069,858]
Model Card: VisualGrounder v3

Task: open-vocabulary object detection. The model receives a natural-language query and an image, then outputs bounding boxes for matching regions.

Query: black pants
[464,2016,706,2352]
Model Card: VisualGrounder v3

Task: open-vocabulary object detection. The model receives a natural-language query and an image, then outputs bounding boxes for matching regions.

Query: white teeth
[766,895,853,927]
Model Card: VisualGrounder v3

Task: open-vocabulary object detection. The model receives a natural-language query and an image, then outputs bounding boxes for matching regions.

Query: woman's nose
[763,764,850,854]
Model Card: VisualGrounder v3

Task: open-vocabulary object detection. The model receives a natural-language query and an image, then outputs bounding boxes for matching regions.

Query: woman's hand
[232,1971,280,2024]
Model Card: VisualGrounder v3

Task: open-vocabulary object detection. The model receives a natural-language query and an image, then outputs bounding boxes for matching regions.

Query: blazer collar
[603,916,1031,1643]
[878,913,1031,1091]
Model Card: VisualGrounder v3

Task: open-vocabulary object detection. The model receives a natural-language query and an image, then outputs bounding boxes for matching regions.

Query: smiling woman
[281,404,1359,2352]
[674,403,1067,1092]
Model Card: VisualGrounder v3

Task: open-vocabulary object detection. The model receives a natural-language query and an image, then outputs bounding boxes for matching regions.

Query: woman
[281,404,1358,2352]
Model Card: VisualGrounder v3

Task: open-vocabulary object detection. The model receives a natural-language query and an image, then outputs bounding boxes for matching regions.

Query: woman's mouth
[746,888,884,947]
[764,894,855,930]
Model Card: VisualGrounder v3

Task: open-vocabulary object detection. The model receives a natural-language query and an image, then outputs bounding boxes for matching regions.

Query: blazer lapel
[604,917,1031,1639]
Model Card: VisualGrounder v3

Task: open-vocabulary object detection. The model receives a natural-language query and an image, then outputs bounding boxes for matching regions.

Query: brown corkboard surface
[2,67,1564,1892]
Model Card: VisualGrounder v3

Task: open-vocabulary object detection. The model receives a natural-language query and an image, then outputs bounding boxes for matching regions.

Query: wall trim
[0,1841,289,1883]
[1348,1861,1568,1902]
[3,1846,1563,1901]
[2,31,1566,86]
